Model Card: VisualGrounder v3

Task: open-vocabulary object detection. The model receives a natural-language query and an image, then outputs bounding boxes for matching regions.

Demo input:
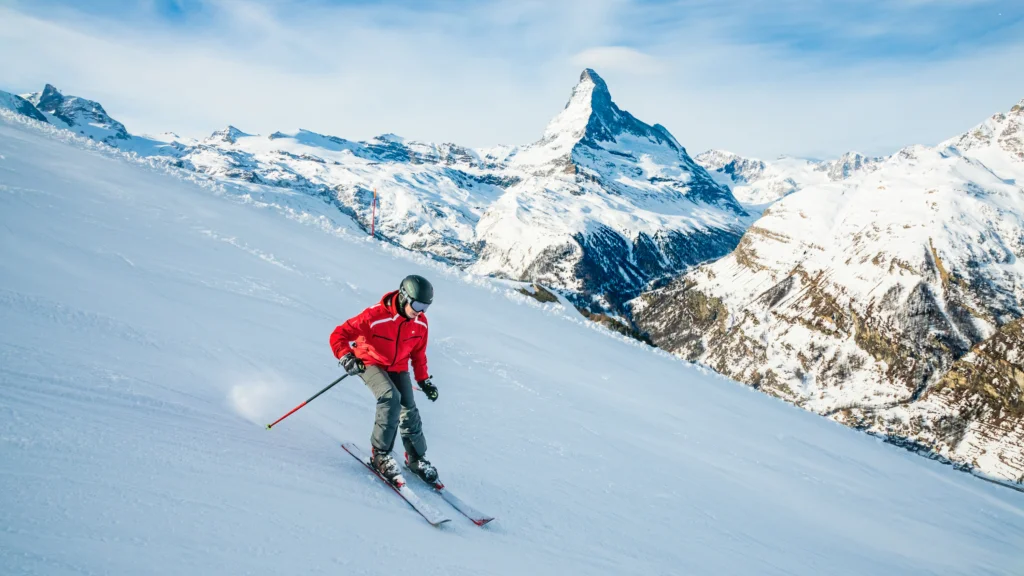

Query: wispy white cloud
[570,47,665,76]
[0,2,580,145]
[1,0,1022,159]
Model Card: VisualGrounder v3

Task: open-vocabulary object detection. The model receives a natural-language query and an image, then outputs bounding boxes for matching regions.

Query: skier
[330,275,440,485]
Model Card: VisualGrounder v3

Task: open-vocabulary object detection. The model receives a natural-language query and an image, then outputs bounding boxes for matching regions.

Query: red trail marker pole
[370,188,377,237]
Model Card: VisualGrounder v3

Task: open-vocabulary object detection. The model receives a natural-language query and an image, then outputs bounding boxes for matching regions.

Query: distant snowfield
[1,114,1022,575]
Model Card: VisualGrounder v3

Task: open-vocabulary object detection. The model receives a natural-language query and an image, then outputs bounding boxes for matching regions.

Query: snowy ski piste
[1,113,1022,575]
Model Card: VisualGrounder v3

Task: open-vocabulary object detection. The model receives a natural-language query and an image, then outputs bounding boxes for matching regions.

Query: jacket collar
[381,290,407,319]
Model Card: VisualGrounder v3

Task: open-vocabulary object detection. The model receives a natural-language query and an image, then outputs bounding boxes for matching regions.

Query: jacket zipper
[393,318,405,365]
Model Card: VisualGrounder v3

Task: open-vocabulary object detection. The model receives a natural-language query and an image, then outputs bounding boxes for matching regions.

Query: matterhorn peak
[574,68,613,111]
[532,68,681,161]
[541,68,619,144]
[579,68,604,85]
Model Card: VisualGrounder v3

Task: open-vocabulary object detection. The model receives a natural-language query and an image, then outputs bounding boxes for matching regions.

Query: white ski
[341,443,450,527]
[404,462,495,526]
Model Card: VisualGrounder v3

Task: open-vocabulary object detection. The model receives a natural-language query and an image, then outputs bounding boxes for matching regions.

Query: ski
[341,443,450,527]
[404,463,495,526]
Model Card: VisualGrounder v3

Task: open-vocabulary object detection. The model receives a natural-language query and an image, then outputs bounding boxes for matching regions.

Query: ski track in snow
[1,114,1023,575]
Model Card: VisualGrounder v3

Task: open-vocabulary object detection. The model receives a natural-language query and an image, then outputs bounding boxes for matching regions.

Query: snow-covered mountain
[163,126,514,265]
[4,72,747,312]
[21,84,130,145]
[695,149,881,209]
[944,98,1024,161]
[471,70,748,308]
[634,98,1024,483]
[6,84,183,156]
[4,105,1023,576]
[0,89,47,122]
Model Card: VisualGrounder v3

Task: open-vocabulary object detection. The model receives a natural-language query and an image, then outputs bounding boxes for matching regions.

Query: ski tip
[473,518,495,527]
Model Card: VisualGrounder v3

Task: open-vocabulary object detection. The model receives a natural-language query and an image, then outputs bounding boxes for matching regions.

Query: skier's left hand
[418,377,439,402]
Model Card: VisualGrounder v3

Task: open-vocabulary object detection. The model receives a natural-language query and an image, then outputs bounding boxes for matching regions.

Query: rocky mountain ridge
[22,84,131,145]
[3,72,749,312]
[694,149,881,209]
[634,98,1024,483]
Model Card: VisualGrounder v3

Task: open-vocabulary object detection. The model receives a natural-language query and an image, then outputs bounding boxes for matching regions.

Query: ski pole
[266,374,349,430]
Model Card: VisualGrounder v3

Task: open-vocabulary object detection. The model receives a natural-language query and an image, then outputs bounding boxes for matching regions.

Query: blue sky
[2,0,1023,158]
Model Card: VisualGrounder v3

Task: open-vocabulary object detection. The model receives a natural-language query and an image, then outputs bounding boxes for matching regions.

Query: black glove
[418,377,438,402]
[339,353,365,376]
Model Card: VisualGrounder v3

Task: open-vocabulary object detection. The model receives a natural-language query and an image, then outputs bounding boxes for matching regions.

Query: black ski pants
[359,365,427,458]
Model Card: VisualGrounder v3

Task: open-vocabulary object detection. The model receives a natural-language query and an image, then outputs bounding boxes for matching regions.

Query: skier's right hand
[339,353,365,376]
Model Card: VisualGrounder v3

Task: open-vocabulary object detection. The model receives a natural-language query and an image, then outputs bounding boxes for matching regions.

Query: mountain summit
[512,70,740,211]
[22,84,129,145]
[543,68,679,150]
[942,95,1024,163]
[205,125,252,145]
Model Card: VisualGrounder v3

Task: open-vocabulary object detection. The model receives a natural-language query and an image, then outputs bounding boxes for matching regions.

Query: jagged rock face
[818,152,881,181]
[23,84,130,145]
[931,318,1024,421]
[634,99,1024,483]
[873,317,1024,483]
[695,150,769,184]
[943,98,1024,162]
[557,225,745,310]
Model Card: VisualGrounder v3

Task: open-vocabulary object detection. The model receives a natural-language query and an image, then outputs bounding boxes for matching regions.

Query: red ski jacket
[330,290,429,381]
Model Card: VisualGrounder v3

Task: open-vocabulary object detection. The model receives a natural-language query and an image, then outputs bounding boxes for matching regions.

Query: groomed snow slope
[1,115,1022,575]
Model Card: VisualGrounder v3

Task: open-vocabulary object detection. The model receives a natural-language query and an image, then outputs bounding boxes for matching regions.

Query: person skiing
[330,274,440,485]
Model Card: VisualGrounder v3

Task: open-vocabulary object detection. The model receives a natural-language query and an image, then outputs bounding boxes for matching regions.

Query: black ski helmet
[399,274,433,306]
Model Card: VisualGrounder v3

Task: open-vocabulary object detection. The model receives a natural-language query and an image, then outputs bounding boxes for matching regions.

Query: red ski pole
[266,374,349,430]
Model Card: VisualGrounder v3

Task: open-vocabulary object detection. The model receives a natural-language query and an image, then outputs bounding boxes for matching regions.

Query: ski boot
[405,453,439,484]
[371,448,402,484]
